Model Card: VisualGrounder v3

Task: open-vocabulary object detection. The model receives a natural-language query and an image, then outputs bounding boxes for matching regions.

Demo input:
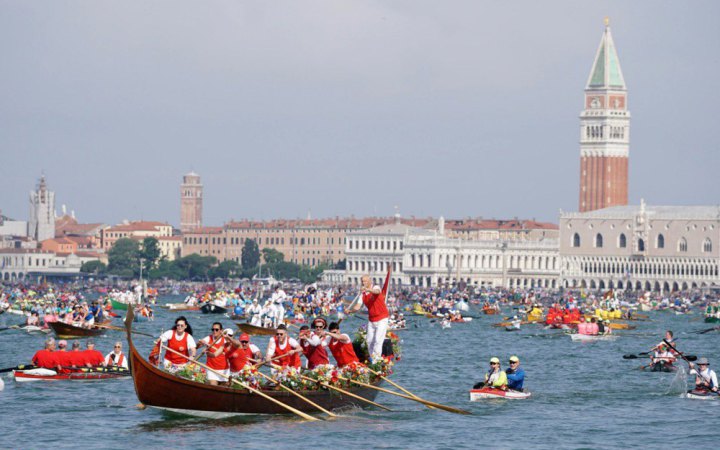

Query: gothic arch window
[657,234,665,249]
[638,239,645,252]
[618,233,627,248]
[678,237,688,252]
[703,238,712,253]
[572,233,581,248]
[595,233,603,248]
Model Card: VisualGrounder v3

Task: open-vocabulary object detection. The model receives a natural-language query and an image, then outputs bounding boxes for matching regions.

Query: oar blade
[622,354,638,360]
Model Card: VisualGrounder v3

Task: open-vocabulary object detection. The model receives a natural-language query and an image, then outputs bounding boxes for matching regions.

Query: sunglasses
[276,333,286,337]
[240,341,249,344]
[212,328,221,331]
[114,346,122,348]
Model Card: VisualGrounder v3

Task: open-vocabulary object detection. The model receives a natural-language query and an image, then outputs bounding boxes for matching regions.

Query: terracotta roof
[158,236,182,241]
[444,219,558,231]
[183,226,224,235]
[42,237,76,245]
[225,217,431,230]
[106,221,171,232]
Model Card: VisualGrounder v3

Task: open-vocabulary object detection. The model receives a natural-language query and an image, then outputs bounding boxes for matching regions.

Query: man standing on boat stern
[351,268,391,363]
[505,356,525,391]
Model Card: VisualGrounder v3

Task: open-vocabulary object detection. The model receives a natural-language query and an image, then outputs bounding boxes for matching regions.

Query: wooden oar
[250,349,303,370]
[363,365,435,410]
[692,326,720,335]
[94,323,154,337]
[334,373,471,415]
[261,362,393,411]
[0,364,36,374]
[160,345,319,421]
[253,370,339,418]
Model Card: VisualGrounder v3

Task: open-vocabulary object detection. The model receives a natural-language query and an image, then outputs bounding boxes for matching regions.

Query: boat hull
[110,299,129,311]
[13,369,129,382]
[704,316,720,324]
[569,333,618,342]
[686,389,719,400]
[200,303,228,314]
[236,322,276,336]
[469,387,531,400]
[48,321,106,339]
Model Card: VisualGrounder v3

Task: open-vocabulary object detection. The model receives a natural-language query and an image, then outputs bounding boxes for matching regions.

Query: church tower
[180,172,203,233]
[579,19,630,212]
[28,175,55,242]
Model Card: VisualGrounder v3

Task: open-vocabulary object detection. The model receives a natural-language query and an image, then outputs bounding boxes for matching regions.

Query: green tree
[175,253,217,280]
[209,259,242,279]
[107,238,141,278]
[241,239,260,270]
[148,260,187,280]
[140,237,162,272]
[334,259,346,270]
[261,247,284,264]
[80,260,107,274]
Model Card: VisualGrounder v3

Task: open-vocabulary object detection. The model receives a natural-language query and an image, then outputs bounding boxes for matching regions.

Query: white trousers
[366,318,389,362]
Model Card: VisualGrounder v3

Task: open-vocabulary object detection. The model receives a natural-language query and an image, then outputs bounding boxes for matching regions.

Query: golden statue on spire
[604,16,610,27]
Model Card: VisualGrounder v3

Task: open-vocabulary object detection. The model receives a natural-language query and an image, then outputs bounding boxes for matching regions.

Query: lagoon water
[1,296,718,450]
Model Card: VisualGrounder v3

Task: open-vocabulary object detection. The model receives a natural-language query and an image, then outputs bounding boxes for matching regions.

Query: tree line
[80,237,343,283]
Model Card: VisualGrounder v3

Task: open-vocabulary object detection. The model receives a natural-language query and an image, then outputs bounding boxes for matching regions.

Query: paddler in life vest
[650,344,675,371]
[323,321,360,369]
[265,324,302,371]
[197,322,230,385]
[473,357,508,389]
[297,318,330,369]
[158,316,197,372]
[105,341,128,369]
[351,274,390,363]
[505,355,525,391]
[225,331,262,376]
[688,358,718,393]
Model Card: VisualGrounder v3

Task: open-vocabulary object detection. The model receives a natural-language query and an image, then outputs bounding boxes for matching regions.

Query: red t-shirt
[362,291,389,322]
[32,349,58,368]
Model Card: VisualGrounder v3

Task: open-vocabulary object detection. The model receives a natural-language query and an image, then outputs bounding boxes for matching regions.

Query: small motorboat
[200,303,228,314]
[470,387,531,400]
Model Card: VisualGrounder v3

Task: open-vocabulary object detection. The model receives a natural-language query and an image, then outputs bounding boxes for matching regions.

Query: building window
[618,233,626,248]
[678,238,687,252]
[572,233,581,248]
[703,238,712,253]
[638,239,645,252]
[657,234,665,249]
[595,233,603,248]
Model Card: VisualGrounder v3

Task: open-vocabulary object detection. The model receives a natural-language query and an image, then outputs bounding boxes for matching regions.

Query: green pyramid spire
[586,21,626,90]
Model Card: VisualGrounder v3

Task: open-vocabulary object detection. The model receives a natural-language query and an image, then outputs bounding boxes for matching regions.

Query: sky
[1,1,718,227]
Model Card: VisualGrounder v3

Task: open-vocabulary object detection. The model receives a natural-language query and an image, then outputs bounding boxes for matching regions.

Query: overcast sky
[1,1,718,227]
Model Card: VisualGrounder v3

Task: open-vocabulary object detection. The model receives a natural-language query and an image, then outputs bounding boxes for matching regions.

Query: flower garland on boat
[352,326,402,361]
[231,365,260,390]
[175,362,207,383]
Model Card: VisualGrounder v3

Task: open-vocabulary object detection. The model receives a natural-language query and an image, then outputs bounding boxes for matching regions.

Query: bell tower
[579,18,630,212]
[180,172,203,232]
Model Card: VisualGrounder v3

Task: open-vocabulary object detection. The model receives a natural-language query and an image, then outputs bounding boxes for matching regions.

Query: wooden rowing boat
[110,299,130,311]
[48,321,106,339]
[125,310,382,418]
[236,322,276,336]
[161,303,200,311]
[482,308,499,315]
[569,333,618,342]
[13,368,130,382]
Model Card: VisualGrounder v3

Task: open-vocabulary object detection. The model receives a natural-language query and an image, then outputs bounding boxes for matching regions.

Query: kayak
[644,362,678,373]
[686,389,719,400]
[569,334,618,342]
[505,326,520,332]
[469,387,531,400]
[13,368,131,382]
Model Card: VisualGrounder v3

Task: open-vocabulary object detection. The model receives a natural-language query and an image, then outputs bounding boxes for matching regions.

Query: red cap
[239,333,250,341]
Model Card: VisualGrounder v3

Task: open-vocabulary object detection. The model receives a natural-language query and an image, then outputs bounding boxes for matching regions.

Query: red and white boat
[13,368,130,382]
[469,387,531,400]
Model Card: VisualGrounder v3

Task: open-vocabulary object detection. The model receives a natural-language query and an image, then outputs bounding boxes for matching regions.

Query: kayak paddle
[0,364,36,374]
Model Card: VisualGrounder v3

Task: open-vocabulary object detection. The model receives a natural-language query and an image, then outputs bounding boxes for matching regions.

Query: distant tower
[29,175,55,242]
[180,172,203,232]
[579,18,630,212]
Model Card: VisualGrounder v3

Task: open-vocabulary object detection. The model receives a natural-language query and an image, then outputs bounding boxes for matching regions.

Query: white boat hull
[469,388,531,400]
[569,333,618,342]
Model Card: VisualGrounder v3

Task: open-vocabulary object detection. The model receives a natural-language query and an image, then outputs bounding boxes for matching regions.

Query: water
[1,297,718,449]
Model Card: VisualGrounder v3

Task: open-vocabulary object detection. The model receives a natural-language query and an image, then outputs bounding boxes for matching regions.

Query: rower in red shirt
[224,331,262,376]
[31,338,59,369]
[83,339,105,367]
[197,322,230,385]
[265,324,302,371]
[298,318,330,369]
[323,322,360,369]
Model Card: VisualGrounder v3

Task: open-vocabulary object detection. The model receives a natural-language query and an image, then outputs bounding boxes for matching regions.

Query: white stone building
[0,248,99,282]
[560,202,720,292]
[28,176,55,242]
[345,220,560,289]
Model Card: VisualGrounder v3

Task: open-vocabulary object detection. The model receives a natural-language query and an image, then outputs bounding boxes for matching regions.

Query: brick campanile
[579,19,630,212]
[180,172,203,233]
